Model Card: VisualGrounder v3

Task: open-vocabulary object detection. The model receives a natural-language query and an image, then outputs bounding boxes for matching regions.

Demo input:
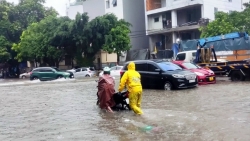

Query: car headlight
[172,74,185,78]
[194,72,204,76]
[207,70,214,74]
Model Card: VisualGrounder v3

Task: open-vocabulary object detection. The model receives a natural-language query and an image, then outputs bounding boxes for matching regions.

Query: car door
[39,68,55,80]
[135,63,148,88]
[109,67,116,76]
[146,63,162,87]
[73,68,82,78]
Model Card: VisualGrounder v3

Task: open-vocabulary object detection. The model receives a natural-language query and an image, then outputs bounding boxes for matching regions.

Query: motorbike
[95,80,131,111]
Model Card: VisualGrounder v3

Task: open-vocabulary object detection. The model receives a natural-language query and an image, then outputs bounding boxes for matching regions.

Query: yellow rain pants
[129,91,143,115]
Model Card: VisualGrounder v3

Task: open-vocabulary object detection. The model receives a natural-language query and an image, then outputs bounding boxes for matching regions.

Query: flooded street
[0,78,250,141]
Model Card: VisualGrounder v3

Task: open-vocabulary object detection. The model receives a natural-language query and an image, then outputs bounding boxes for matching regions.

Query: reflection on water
[0,79,250,140]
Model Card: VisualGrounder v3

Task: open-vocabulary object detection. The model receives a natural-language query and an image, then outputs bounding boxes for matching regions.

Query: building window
[106,0,110,9]
[112,0,117,7]
[214,7,218,13]
[154,17,159,22]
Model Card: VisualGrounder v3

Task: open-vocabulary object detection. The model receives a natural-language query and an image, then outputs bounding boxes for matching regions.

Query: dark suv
[120,60,198,90]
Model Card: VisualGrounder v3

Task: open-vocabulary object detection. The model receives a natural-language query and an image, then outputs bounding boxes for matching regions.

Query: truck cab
[175,50,196,63]
[175,50,228,63]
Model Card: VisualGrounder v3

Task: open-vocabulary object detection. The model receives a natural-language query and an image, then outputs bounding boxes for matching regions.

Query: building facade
[144,0,245,54]
[66,0,149,65]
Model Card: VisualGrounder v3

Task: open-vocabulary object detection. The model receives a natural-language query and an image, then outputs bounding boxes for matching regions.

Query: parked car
[67,67,96,76]
[71,67,94,78]
[172,61,216,85]
[120,60,198,90]
[30,67,70,81]
[99,66,123,77]
[19,72,31,79]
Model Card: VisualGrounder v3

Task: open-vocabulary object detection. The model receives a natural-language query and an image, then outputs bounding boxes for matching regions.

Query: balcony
[146,0,204,15]
[147,5,209,35]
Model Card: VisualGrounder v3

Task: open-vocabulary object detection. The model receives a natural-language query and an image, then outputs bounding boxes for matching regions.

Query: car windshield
[182,62,200,69]
[157,62,182,71]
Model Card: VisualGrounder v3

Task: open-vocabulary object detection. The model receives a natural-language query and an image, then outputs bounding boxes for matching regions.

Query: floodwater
[0,78,250,141]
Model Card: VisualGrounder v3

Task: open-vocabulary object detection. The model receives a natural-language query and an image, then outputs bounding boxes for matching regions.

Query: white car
[99,66,123,77]
[73,67,94,78]
[19,72,31,79]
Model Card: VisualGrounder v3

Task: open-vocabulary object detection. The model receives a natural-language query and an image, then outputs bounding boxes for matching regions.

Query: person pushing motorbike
[118,61,143,115]
[97,67,116,113]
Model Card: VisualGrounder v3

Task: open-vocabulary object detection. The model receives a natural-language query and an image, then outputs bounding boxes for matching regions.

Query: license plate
[189,80,195,83]
[209,77,214,81]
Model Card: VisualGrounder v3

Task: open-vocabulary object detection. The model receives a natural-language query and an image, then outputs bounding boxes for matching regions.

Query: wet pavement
[0,77,250,141]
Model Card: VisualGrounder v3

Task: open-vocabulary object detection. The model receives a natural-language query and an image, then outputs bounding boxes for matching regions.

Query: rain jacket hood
[127,62,135,71]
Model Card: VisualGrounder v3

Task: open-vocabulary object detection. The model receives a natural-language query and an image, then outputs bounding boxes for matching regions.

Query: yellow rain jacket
[118,62,142,93]
[118,62,143,115]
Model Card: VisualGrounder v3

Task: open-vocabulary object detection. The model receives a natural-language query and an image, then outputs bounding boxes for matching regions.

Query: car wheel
[21,75,26,79]
[231,71,245,81]
[85,74,90,77]
[164,81,172,90]
[32,76,38,80]
[57,75,63,79]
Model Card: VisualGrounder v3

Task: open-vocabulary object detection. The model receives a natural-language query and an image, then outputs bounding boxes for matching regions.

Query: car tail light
[120,71,124,76]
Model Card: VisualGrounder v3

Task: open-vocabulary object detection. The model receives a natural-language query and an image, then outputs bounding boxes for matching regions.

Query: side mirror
[155,69,161,72]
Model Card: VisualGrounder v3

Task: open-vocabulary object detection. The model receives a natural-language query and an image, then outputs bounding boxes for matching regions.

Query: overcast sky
[7,0,70,16]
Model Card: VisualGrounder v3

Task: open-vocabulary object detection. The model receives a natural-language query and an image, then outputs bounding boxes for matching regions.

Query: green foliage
[103,20,132,55]
[12,16,72,66]
[2,1,131,67]
[0,0,58,64]
[199,2,250,38]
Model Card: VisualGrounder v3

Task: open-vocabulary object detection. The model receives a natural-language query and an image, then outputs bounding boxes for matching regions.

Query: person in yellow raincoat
[118,62,143,115]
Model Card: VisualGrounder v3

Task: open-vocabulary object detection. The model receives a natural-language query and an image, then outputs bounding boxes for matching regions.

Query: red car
[172,61,216,85]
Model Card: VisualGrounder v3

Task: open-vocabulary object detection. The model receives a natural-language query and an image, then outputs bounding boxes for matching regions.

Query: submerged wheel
[164,81,173,90]
[57,75,63,79]
[231,71,245,81]
[32,76,38,80]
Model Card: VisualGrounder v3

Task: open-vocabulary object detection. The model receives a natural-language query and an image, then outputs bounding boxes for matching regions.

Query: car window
[157,62,182,71]
[182,62,199,69]
[89,67,95,71]
[117,66,123,70]
[176,53,186,61]
[147,64,158,72]
[41,69,54,72]
[75,68,81,72]
[82,68,87,71]
[135,63,147,71]
[110,67,116,71]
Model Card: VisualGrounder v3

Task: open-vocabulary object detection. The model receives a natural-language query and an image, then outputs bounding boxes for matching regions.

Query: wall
[147,13,163,30]
[67,0,105,20]
[203,0,243,20]
[123,0,149,51]
[66,5,84,19]
[82,0,105,20]
[105,0,124,19]
[146,0,204,15]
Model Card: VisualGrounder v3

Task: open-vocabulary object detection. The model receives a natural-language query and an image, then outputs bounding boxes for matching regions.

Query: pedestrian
[118,61,143,115]
[97,67,116,113]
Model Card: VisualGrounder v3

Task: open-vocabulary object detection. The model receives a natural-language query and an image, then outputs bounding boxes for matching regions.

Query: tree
[103,19,132,56]
[0,0,58,65]
[199,2,250,38]
[12,15,73,67]
[199,12,236,38]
